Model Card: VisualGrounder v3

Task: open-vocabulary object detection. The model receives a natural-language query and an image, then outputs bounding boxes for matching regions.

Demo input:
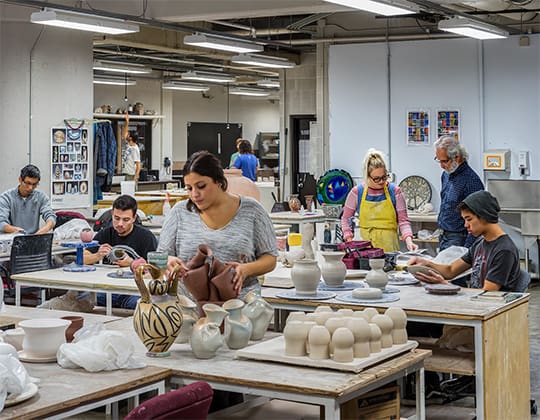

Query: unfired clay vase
[291,259,321,295]
[353,311,370,322]
[61,316,84,343]
[314,306,332,313]
[19,318,71,358]
[363,308,379,322]
[203,303,228,327]
[224,168,260,201]
[369,323,382,353]
[288,194,301,212]
[284,320,309,356]
[132,254,183,357]
[325,317,346,336]
[308,325,331,360]
[175,295,200,344]
[79,227,94,243]
[385,307,408,344]
[347,318,371,358]
[315,311,335,326]
[365,259,388,290]
[223,299,253,349]
[286,311,306,323]
[242,290,273,340]
[332,327,354,363]
[371,314,394,348]
[320,251,347,287]
[336,309,354,317]
[190,317,224,359]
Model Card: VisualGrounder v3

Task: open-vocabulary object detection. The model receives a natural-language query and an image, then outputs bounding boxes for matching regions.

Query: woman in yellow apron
[340,149,418,252]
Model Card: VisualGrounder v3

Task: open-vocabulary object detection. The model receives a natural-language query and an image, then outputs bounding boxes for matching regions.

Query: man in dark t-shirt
[408,190,522,292]
[84,195,157,308]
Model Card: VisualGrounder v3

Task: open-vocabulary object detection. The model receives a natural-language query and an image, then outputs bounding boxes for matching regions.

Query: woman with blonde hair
[340,148,418,252]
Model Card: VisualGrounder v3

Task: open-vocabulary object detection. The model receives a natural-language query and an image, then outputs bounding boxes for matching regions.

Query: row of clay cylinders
[283,306,407,363]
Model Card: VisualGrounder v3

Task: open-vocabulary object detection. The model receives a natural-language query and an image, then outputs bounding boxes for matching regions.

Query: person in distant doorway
[0,164,56,234]
[340,149,418,252]
[228,137,244,169]
[233,140,259,182]
[84,195,157,309]
[122,112,141,182]
[434,135,484,251]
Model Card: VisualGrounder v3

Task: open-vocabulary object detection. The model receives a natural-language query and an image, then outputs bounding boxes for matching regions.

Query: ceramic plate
[398,175,432,211]
[107,270,134,279]
[318,280,365,291]
[18,350,57,363]
[424,283,461,295]
[336,293,400,304]
[4,382,39,407]
[275,290,336,300]
[388,273,420,286]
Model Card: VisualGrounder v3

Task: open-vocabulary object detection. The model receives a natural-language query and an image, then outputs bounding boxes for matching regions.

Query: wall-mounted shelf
[93,113,165,120]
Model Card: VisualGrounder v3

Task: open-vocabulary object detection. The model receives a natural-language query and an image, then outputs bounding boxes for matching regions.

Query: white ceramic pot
[223,299,252,349]
[365,259,388,290]
[19,318,71,358]
[291,259,321,295]
[320,251,346,287]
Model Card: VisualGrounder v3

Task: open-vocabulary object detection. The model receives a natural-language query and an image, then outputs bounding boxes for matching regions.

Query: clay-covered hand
[97,243,113,260]
[226,262,246,293]
[413,270,447,284]
[113,255,132,268]
[405,237,419,252]
[166,256,188,277]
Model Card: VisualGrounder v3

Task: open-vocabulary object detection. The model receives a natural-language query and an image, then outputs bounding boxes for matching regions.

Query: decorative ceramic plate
[398,175,432,211]
[107,270,134,279]
[318,280,365,291]
[275,290,336,300]
[424,283,461,295]
[4,382,39,407]
[336,293,400,304]
[18,350,57,363]
[316,169,354,205]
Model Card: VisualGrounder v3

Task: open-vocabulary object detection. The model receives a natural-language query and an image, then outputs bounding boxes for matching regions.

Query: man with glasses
[434,135,484,253]
[0,164,56,234]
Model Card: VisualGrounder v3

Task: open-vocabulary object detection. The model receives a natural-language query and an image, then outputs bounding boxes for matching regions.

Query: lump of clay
[352,287,382,299]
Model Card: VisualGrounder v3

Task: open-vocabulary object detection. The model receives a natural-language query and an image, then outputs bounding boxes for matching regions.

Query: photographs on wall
[437,110,459,140]
[51,126,90,209]
[407,110,430,145]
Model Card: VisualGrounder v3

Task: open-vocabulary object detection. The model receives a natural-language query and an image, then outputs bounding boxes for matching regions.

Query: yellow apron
[358,184,399,252]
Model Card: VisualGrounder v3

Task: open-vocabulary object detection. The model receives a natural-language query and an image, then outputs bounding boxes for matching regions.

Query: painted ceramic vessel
[132,254,183,357]
[223,299,252,349]
[288,194,301,213]
[365,259,388,290]
[320,251,346,287]
[79,228,94,243]
[291,259,321,295]
[242,289,273,340]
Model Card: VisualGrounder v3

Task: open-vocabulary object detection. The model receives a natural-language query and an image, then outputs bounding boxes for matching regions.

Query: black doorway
[187,122,242,169]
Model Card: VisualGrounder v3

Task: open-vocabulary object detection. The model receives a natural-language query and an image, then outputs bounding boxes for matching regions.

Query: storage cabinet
[257,132,279,181]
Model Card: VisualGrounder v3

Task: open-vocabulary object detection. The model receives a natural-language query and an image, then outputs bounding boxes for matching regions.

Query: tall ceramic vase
[242,289,274,340]
[320,251,347,287]
[291,259,321,295]
[132,252,183,357]
[223,299,253,349]
[365,259,388,290]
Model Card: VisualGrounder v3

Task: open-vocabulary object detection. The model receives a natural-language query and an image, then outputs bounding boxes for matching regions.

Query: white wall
[329,35,540,211]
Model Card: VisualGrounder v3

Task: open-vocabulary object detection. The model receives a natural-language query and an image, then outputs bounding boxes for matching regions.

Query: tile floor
[66,283,540,419]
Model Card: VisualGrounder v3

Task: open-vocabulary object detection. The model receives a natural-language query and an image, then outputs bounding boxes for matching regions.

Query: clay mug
[79,228,94,243]
[4,327,25,351]
[61,316,84,342]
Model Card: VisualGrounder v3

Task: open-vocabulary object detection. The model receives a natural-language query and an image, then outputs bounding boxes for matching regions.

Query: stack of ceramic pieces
[283,306,409,363]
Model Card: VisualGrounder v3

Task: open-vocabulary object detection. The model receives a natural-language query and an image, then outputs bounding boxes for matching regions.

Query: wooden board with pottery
[236,336,417,373]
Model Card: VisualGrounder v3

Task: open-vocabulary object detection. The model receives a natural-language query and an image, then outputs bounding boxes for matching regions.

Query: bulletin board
[50,125,90,209]
[437,110,460,140]
[406,110,430,145]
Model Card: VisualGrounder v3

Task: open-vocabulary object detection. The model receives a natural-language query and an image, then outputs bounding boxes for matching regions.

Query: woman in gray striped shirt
[157,151,277,298]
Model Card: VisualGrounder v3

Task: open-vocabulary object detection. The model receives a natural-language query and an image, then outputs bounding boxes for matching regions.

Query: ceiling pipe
[285,32,463,45]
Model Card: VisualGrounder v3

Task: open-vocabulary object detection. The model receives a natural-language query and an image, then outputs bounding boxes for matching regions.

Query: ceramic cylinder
[308,325,331,360]
[320,251,347,287]
[369,323,382,353]
[347,318,371,358]
[371,314,394,348]
[331,327,354,363]
[291,259,321,295]
[284,320,309,356]
[385,307,408,344]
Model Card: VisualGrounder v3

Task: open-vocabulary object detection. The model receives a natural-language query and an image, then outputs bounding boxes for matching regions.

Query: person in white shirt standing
[122,112,141,182]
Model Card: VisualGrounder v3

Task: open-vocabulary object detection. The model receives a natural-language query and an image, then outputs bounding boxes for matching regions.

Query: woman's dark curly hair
[183,151,228,212]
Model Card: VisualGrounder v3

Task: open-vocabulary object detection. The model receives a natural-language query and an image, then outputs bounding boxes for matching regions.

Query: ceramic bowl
[19,318,71,358]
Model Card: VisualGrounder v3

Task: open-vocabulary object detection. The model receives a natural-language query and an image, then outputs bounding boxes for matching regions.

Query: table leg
[415,367,425,420]
[473,324,484,420]
[106,293,112,316]
[15,283,21,306]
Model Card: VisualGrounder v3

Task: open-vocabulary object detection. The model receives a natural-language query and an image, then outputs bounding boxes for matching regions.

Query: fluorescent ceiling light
[229,87,271,97]
[93,60,151,74]
[438,16,508,40]
[257,79,280,88]
[184,33,263,53]
[93,77,136,86]
[181,71,236,83]
[231,54,295,69]
[323,0,417,16]
[31,9,139,35]
[162,82,210,92]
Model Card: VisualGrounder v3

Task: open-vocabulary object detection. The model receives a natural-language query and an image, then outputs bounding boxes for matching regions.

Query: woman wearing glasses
[340,148,418,252]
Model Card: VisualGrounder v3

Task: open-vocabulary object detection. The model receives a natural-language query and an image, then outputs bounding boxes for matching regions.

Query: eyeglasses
[434,156,453,164]
[22,180,39,187]
[370,174,389,183]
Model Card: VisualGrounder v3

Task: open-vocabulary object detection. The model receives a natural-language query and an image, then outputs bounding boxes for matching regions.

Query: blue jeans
[96,293,139,309]
[439,230,469,287]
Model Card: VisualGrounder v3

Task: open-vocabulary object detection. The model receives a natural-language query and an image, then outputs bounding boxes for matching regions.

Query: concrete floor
[67,284,540,419]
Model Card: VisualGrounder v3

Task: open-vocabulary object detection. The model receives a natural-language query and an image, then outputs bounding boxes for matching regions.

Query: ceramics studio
[1,1,540,419]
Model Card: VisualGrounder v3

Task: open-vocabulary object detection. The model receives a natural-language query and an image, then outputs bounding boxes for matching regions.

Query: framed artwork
[50,125,90,209]
[407,110,430,145]
[437,109,460,140]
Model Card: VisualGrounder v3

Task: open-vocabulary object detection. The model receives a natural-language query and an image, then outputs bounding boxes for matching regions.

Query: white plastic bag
[433,245,468,265]
[53,218,92,241]
[0,354,29,400]
[57,323,146,372]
